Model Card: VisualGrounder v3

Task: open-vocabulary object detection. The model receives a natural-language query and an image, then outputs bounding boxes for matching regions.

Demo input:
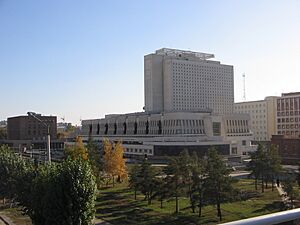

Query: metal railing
[221,208,300,225]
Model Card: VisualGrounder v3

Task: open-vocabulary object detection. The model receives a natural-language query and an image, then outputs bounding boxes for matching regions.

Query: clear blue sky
[0,0,299,125]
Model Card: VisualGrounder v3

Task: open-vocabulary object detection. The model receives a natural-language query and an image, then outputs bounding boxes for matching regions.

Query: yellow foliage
[65,136,88,160]
[103,139,128,181]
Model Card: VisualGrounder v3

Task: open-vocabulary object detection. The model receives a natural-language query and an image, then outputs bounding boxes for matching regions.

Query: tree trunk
[217,201,222,221]
[255,178,258,190]
[112,176,115,187]
[198,196,202,217]
[134,189,137,200]
[175,194,179,213]
[160,198,163,209]
[261,177,264,193]
[265,180,268,189]
[272,178,274,191]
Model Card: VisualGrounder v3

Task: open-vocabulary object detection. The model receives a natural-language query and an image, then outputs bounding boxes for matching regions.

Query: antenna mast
[242,73,246,101]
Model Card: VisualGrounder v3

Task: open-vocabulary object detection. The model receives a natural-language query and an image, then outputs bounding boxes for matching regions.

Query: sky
[0,0,299,125]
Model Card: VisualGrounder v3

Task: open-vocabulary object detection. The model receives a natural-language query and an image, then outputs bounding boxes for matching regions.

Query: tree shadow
[252,201,284,213]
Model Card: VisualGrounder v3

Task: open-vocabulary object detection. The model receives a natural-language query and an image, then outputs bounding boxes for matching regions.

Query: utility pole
[27,112,51,163]
[242,73,246,101]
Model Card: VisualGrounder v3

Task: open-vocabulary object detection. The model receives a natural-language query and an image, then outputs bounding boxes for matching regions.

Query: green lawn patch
[96,179,283,225]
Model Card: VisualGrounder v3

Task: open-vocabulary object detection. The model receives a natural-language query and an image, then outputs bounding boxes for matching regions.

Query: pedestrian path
[276,184,290,206]
[93,218,112,225]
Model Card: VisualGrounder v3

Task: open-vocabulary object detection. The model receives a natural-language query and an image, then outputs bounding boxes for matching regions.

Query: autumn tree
[65,136,88,160]
[103,139,127,186]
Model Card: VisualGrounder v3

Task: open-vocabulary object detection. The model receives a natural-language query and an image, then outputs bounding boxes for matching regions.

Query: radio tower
[242,73,246,101]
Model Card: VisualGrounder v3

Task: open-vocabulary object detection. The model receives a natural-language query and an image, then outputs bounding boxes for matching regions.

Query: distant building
[81,111,255,158]
[81,48,255,159]
[276,92,300,137]
[0,120,7,128]
[57,122,72,133]
[271,135,300,164]
[144,48,234,114]
[234,97,278,141]
[7,114,57,140]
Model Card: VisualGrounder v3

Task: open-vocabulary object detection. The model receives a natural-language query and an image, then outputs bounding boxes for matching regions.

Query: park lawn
[96,179,283,225]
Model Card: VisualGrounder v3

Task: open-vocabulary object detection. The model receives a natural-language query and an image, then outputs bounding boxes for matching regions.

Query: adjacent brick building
[7,114,57,140]
[271,135,300,164]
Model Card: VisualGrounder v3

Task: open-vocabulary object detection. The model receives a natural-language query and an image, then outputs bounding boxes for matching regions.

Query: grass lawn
[95,179,283,225]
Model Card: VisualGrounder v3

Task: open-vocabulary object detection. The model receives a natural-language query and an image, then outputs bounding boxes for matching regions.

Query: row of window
[277,118,300,123]
[277,111,300,116]
[277,124,300,129]
[125,148,153,154]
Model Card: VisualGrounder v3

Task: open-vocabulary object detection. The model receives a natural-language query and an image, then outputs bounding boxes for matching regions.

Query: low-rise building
[234,96,278,141]
[7,114,57,140]
[271,135,300,164]
[81,111,255,159]
[276,92,300,137]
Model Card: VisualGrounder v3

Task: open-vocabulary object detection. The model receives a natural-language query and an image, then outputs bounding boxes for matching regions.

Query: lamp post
[27,112,51,163]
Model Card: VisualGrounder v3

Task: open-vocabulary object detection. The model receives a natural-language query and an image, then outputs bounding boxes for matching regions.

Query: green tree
[268,144,282,191]
[86,137,103,187]
[0,145,28,204]
[128,163,140,200]
[205,148,233,221]
[165,150,192,213]
[137,159,157,205]
[0,127,7,140]
[283,177,298,206]
[190,152,206,217]
[18,159,96,225]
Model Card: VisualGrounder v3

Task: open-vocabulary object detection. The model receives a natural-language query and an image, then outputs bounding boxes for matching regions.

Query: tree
[0,127,7,140]
[283,177,298,207]
[137,159,157,204]
[190,152,206,217]
[128,163,140,200]
[164,151,191,213]
[65,136,88,160]
[86,137,103,187]
[103,139,127,186]
[268,145,282,191]
[205,148,233,221]
[18,159,96,225]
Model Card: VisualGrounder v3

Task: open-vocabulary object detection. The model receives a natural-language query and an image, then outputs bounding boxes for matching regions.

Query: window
[212,122,221,136]
[242,140,246,146]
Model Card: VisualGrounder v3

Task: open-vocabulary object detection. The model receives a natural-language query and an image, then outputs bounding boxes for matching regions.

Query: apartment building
[234,97,277,141]
[276,92,300,137]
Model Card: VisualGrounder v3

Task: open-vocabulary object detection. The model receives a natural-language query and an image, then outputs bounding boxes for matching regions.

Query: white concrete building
[81,48,255,159]
[144,48,234,114]
[234,97,277,141]
[81,111,254,157]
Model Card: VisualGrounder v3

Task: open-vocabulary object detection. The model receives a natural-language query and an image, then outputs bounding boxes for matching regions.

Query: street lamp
[27,112,51,163]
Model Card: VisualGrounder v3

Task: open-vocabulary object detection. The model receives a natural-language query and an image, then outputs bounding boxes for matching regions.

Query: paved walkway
[0,213,14,225]
[93,218,112,225]
[276,184,290,206]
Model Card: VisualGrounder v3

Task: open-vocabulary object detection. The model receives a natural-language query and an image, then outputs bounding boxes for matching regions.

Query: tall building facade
[234,97,277,141]
[144,48,234,114]
[276,92,300,137]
